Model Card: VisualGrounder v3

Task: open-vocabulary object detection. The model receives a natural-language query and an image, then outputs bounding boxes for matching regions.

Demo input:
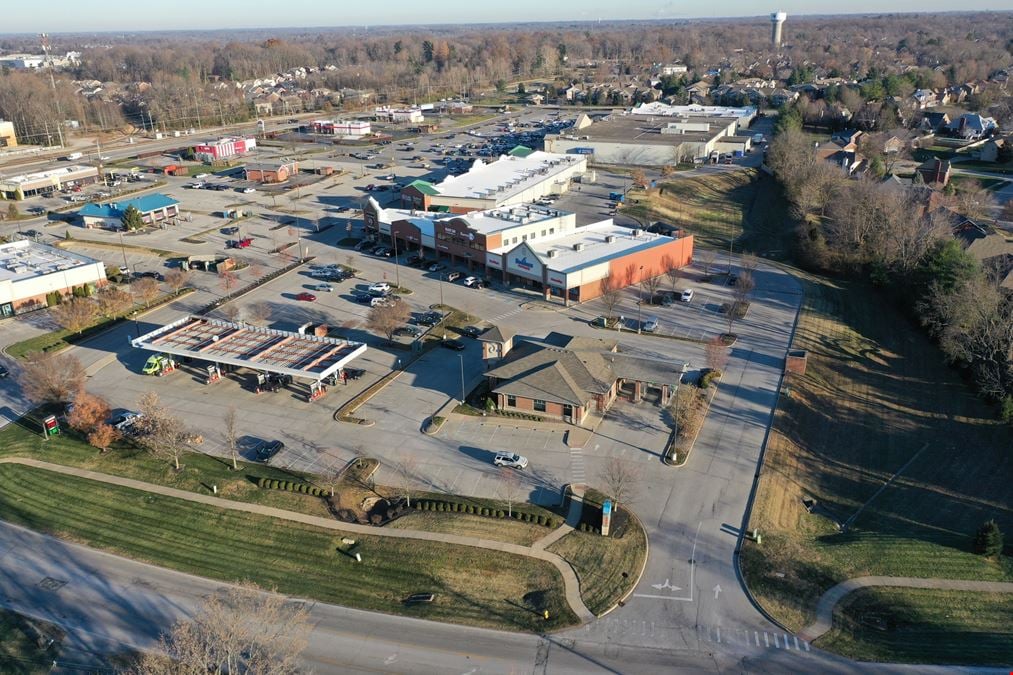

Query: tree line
[767,128,1013,420]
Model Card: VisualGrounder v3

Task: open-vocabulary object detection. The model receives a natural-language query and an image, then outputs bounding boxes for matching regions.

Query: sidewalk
[0,457,596,623]
[798,575,1013,642]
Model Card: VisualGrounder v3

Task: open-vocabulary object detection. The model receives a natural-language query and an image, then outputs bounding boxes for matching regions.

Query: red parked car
[295,292,317,302]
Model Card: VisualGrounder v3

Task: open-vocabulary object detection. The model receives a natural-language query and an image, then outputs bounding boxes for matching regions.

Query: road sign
[42,415,60,437]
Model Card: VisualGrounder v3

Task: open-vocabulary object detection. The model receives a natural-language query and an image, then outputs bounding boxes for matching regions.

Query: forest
[0,11,1011,143]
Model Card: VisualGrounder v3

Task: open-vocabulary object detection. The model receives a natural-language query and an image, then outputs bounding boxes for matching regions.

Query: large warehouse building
[544,104,757,165]
[0,239,107,317]
[364,198,693,305]
[0,165,99,201]
[192,136,256,163]
[398,150,587,214]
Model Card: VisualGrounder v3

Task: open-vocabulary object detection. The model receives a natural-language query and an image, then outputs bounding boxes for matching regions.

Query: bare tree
[245,301,273,326]
[395,453,418,508]
[67,391,111,435]
[220,304,241,322]
[96,286,133,318]
[50,297,99,335]
[622,263,637,287]
[630,168,647,189]
[223,405,239,471]
[164,268,192,294]
[662,253,682,293]
[366,300,410,341]
[597,457,641,515]
[497,468,524,518]
[705,336,730,374]
[698,249,717,274]
[739,252,760,276]
[598,272,623,321]
[130,582,311,675]
[136,391,191,471]
[88,423,118,454]
[131,277,161,308]
[218,270,239,294]
[641,268,662,305]
[17,352,86,404]
[727,270,755,336]
[322,463,343,498]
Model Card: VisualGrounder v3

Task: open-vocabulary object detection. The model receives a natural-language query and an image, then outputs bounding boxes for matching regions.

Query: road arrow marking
[713,584,722,599]
[650,578,682,592]
[384,654,398,665]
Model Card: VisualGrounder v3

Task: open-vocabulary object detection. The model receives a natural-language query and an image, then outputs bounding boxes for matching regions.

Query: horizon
[2,2,1011,35]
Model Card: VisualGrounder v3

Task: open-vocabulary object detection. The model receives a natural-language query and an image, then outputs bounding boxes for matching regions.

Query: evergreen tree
[974,520,1004,557]
[121,205,144,231]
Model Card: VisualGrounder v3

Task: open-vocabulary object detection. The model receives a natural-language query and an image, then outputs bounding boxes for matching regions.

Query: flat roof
[493,221,677,273]
[0,164,98,188]
[131,316,367,381]
[453,203,568,235]
[0,239,102,283]
[631,102,757,119]
[551,116,734,147]
[433,151,583,201]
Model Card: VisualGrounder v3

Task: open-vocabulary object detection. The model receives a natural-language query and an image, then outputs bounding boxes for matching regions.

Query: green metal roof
[508,145,535,157]
[406,179,439,196]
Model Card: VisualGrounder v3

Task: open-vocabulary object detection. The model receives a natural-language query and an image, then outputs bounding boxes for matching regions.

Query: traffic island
[663,372,720,466]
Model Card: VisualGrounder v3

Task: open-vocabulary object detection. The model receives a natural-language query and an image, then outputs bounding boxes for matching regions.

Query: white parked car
[368,282,392,294]
[680,288,695,303]
[463,276,480,287]
[241,187,256,193]
[493,452,529,469]
[312,283,333,292]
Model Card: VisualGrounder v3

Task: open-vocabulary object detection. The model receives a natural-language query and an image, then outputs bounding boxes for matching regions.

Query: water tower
[770,11,787,48]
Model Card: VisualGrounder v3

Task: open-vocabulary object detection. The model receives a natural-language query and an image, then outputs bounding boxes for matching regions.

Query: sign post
[42,415,60,439]
[601,499,613,537]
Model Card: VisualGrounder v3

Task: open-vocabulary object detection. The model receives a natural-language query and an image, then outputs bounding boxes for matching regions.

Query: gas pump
[205,364,222,385]
[308,381,327,402]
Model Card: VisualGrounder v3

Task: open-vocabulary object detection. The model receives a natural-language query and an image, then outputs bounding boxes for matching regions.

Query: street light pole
[636,265,644,334]
[458,353,466,404]
[390,232,401,289]
[118,231,129,271]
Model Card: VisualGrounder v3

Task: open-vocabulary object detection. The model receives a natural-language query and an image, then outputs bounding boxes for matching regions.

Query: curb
[596,508,651,619]
[663,378,720,467]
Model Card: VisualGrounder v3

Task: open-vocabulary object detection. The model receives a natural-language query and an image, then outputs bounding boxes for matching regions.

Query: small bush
[700,370,720,389]
[496,510,505,518]
[415,501,424,510]
[269,479,279,489]
[370,514,383,525]
[257,477,266,488]
[481,507,490,516]
[544,517,554,528]
[536,515,545,525]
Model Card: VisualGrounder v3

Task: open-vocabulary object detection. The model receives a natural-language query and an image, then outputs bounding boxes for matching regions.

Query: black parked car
[256,440,285,462]
[460,326,483,339]
[441,339,466,351]
[353,291,372,303]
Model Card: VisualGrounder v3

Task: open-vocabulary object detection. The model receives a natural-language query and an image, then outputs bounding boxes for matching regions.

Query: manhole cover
[38,577,66,592]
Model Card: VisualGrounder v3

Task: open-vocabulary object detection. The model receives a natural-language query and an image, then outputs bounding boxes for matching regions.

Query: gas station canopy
[131,316,367,382]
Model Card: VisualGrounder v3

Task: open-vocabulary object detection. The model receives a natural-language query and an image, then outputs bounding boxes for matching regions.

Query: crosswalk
[701,625,811,652]
[581,618,812,657]
[488,306,525,323]
[569,447,586,485]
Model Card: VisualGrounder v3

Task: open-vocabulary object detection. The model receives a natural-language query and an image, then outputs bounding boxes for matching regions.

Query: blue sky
[4,0,1010,33]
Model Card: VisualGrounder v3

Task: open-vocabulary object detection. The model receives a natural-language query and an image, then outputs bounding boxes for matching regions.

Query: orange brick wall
[575,235,694,303]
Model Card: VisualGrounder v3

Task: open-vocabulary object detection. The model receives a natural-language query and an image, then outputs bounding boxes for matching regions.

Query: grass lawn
[625,169,796,259]
[0,463,578,633]
[387,510,550,546]
[951,160,1013,175]
[817,588,1013,665]
[0,610,62,675]
[547,514,648,615]
[4,289,193,359]
[741,274,1013,637]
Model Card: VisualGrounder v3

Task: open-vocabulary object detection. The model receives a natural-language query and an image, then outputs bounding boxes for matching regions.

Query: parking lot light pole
[390,234,401,289]
[459,353,466,404]
[636,265,644,335]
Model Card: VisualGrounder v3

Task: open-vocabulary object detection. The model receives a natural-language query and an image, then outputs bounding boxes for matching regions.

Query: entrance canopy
[131,316,366,382]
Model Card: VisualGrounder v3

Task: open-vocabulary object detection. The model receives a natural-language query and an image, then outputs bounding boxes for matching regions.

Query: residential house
[911,89,939,110]
[770,88,798,107]
[946,113,998,141]
[920,111,951,134]
[686,81,712,104]
[916,158,951,186]
[979,137,1007,163]
[951,218,1013,290]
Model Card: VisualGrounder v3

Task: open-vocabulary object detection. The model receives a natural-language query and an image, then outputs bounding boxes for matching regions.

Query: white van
[64,152,83,161]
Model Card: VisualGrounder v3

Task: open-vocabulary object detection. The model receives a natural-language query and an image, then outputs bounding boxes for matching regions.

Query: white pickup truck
[63,152,83,161]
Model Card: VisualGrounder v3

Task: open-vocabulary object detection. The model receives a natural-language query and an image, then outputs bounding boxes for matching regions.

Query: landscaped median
[0,421,595,631]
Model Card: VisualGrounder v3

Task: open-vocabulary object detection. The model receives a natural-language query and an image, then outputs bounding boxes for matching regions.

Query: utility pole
[40,34,65,147]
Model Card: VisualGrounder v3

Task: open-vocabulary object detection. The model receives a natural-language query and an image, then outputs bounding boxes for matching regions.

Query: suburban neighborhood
[0,5,1010,674]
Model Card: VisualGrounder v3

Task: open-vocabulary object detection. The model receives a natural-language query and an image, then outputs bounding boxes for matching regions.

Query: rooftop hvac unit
[631,229,642,237]
[605,235,616,243]
[547,249,558,258]
[572,243,585,251]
